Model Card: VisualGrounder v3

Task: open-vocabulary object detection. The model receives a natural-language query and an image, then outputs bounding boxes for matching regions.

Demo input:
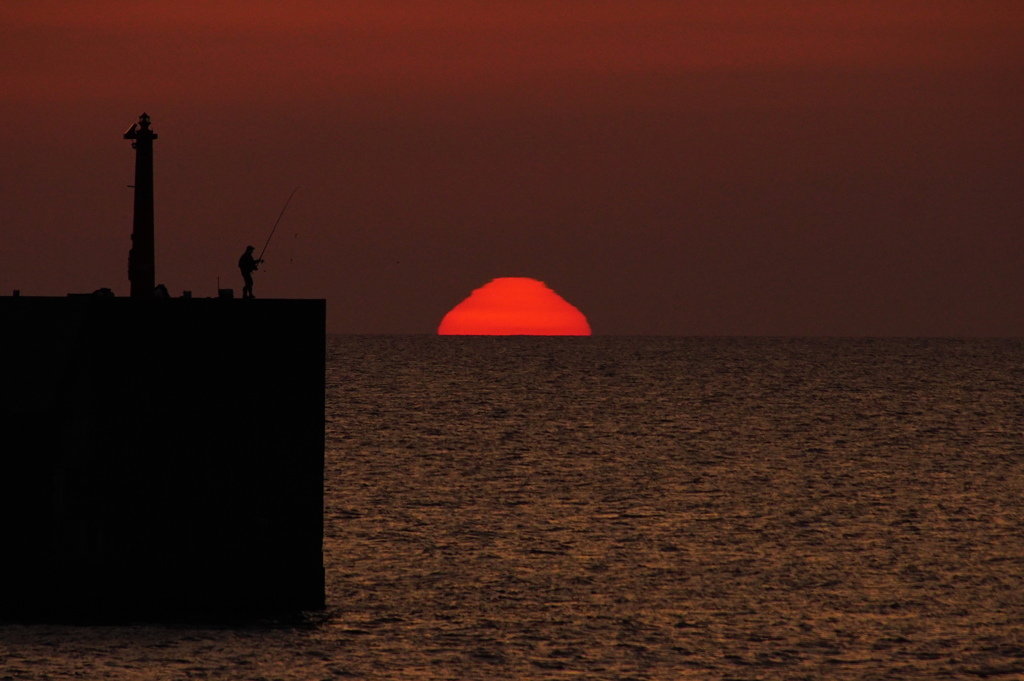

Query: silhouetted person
[239,246,262,299]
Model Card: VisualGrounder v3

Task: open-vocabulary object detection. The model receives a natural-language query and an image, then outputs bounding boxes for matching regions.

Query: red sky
[2,1,1022,334]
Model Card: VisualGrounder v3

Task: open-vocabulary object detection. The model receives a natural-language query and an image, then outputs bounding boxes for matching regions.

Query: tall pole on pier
[124,113,158,298]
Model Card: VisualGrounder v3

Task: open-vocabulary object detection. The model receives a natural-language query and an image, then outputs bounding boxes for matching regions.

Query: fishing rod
[258,186,300,264]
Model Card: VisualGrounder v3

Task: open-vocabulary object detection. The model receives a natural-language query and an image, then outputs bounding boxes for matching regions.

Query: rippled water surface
[3,337,1023,679]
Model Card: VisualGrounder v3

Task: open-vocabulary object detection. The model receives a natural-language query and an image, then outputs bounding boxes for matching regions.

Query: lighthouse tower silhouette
[124,112,157,298]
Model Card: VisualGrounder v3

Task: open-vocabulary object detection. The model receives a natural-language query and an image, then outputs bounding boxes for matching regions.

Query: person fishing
[242,186,299,299]
[238,245,262,299]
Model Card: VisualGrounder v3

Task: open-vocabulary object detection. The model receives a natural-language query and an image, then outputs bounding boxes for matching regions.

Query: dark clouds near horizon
[2,1,1022,335]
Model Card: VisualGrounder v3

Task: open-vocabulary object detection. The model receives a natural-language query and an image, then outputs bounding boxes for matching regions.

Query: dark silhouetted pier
[0,296,325,620]
[0,114,325,621]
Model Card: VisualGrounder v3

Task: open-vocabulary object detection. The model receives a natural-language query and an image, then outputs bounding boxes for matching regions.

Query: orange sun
[438,277,592,336]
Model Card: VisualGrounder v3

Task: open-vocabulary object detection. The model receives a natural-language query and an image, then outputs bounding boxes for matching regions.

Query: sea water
[2,336,1022,679]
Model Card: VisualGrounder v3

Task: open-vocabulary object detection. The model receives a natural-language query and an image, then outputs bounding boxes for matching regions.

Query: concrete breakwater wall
[0,296,325,620]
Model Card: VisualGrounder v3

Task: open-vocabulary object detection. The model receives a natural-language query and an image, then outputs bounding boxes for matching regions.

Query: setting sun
[438,278,591,336]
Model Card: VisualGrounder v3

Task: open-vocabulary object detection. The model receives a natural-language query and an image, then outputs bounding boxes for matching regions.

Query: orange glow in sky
[438,278,591,336]
[2,2,1023,335]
